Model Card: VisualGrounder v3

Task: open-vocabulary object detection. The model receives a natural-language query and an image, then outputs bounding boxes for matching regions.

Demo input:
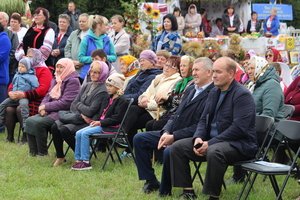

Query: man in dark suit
[169,57,257,200]
[133,57,214,196]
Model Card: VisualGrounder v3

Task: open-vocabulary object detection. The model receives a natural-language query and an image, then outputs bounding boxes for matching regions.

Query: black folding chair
[89,98,136,170]
[238,120,300,200]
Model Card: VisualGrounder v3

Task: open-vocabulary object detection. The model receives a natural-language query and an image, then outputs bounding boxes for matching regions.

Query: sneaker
[71,162,82,169]
[120,151,132,159]
[72,162,92,171]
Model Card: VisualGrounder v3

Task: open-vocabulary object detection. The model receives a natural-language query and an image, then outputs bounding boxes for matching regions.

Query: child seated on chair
[71,73,128,170]
[0,57,39,135]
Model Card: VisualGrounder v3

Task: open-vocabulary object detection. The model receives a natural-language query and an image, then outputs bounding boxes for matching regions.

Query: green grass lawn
[0,130,299,200]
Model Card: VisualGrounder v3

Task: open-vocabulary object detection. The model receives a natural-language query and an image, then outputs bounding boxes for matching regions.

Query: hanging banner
[252,4,293,21]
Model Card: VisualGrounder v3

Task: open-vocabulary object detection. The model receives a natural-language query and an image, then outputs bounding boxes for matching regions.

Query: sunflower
[151,9,160,19]
[144,4,153,15]
[134,23,141,31]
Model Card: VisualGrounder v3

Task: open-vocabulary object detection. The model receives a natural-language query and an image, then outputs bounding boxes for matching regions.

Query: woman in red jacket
[4,48,52,142]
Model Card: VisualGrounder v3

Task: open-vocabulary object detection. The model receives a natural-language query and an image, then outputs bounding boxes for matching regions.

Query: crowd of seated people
[0,2,299,200]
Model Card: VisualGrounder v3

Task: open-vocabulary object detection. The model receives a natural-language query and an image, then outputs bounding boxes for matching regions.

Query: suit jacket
[163,83,214,141]
[193,80,257,157]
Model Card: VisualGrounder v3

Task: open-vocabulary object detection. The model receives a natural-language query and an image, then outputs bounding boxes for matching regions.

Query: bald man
[169,57,257,200]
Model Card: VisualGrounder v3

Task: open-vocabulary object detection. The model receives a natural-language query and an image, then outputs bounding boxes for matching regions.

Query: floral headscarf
[247,56,269,93]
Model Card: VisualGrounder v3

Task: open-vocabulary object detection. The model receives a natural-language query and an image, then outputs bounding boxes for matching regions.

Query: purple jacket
[42,71,80,120]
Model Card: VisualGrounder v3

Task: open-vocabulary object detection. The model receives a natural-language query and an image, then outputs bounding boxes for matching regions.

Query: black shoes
[143,180,160,194]
[208,196,219,200]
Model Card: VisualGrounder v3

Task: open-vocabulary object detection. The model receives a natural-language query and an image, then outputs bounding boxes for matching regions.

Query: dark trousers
[51,122,76,158]
[133,131,172,194]
[146,118,169,163]
[170,138,247,196]
[25,115,54,156]
[124,105,153,149]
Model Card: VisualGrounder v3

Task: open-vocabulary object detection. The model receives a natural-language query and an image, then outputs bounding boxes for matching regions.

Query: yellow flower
[144,4,153,15]
[151,9,160,19]
[134,23,140,31]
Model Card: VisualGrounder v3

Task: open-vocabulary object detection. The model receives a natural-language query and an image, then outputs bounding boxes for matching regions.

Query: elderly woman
[25,58,80,156]
[108,15,130,72]
[247,56,285,120]
[64,13,89,72]
[49,14,73,69]
[4,48,52,142]
[152,14,182,56]
[123,50,162,104]
[146,55,194,131]
[222,5,240,35]
[123,56,182,157]
[119,55,139,89]
[264,8,280,37]
[51,61,109,166]
[78,15,116,82]
[15,7,55,66]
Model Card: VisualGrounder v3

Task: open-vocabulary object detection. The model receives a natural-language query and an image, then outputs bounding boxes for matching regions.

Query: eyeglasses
[165,64,177,69]
[266,54,273,58]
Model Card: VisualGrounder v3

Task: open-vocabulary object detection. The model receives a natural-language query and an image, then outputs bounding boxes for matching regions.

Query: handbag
[58,110,84,125]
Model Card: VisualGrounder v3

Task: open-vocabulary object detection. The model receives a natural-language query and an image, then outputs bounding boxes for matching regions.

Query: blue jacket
[263,15,280,36]
[193,80,257,158]
[12,69,39,91]
[0,32,12,85]
[163,83,214,141]
[152,30,182,55]
[78,29,116,79]
[123,69,162,104]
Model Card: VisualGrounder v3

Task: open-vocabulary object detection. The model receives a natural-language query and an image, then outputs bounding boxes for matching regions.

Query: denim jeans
[75,125,102,161]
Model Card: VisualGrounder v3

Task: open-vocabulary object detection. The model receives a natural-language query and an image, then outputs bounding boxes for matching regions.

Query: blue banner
[252,4,293,21]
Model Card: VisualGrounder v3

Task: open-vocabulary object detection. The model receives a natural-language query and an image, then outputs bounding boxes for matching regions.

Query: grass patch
[0,130,299,200]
